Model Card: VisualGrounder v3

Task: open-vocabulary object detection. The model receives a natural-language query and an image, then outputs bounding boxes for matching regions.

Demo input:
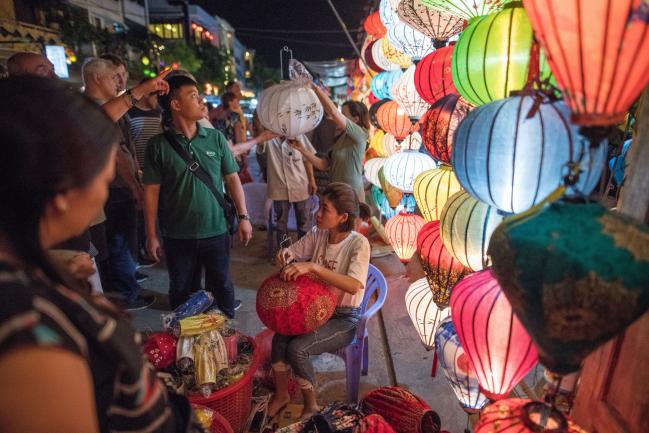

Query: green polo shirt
[143,124,239,239]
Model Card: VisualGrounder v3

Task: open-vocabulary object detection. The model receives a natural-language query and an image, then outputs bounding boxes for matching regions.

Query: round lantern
[377,101,417,141]
[414,45,457,105]
[416,221,469,307]
[385,212,425,262]
[413,166,462,222]
[370,129,387,156]
[452,95,608,214]
[143,332,177,370]
[384,150,437,193]
[364,157,388,188]
[379,167,404,208]
[439,191,504,271]
[420,94,472,165]
[397,0,465,46]
[372,70,404,100]
[387,20,436,61]
[368,91,379,106]
[358,414,398,433]
[371,185,417,219]
[524,0,649,126]
[383,131,422,156]
[421,0,514,21]
[451,4,553,106]
[405,278,451,349]
[475,399,587,433]
[380,0,399,30]
[370,98,391,129]
[364,10,388,39]
[258,81,324,138]
[365,40,386,73]
[371,38,403,72]
[256,273,337,336]
[435,317,489,412]
[391,65,431,120]
[360,387,441,433]
[450,269,538,400]
[381,37,413,70]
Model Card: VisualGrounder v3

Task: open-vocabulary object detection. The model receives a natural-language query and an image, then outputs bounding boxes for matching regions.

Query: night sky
[194,0,372,67]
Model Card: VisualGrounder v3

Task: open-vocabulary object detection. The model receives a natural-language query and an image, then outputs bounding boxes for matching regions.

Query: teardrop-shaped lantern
[450,269,538,400]
[364,157,388,188]
[370,98,391,129]
[383,131,423,156]
[439,191,503,271]
[372,185,418,220]
[413,166,463,222]
[377,101,417,141]
[387,20,436,61]
[421,0,514,22]
[382,36,414,69]
[385,211,425,262]
[384,150,438,193]
[397,0,465,45]
[415,45,457,105]
[364,10,388,39]
[392,64,431,121]
[420,94,472,165]
[379,167,404,208]
[475,399,586,433]
[406,278,451,349]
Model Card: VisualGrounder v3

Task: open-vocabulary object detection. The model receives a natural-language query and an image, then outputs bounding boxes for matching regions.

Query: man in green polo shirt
[143,75,253,316]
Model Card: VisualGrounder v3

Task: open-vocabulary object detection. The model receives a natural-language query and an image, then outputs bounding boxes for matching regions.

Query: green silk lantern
[451,3,553,106]
[421,0,513,21]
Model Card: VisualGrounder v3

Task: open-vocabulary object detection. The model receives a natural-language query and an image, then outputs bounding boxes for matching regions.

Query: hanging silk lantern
[372,185,417,220]
[365,10,388,39]
[384,131,423,156]
[420,94,472,165]
[413,166,462,222]
[452,95,608,214]
[439,191,503,271]
[370,129,387,156]
[435,317,489,412]
[370,98,391,129]
[382,37,414,69]
[414,45,457,105]
[489,201,649,374]
[377,101,417,141]
[384,150,437,193]
[373,70,404,100]
[391,65,431,121]
[417,221,469,307]
[371,37,403,72]
[451,4,553,106]
[364,157,388,188]
[368,92,379,105]
[258,81,324,138]
[387,20,436,61]
[379,167,404,208]
[397,0,465,46]
[405,278,451,349]
[475,399,587,433]
[421,0,514,21]
[365,40,386,73]
[450,269,538,400]
[385,212,425,262]
[380,0,400,30]
[524,0,649,126]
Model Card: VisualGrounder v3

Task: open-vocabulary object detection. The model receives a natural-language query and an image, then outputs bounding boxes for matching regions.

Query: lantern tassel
[431,351,438,377]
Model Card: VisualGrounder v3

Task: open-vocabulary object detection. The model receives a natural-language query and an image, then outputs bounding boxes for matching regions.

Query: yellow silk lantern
[370,129,387,156]
[413,166,463,222]
[382,37,413,69]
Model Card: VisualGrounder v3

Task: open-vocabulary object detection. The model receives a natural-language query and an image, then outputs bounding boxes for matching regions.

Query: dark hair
[225,80,239,90]
[0,77,119,284]
[159,74,197,125]
[320,182,361,232]
[342,101,370,130]
[7,52,41,76]
[99,53,126,67]
[220,91,237,110]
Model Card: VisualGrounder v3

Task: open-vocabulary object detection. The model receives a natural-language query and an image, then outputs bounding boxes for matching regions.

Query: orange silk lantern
[377,100,417,141]
[385,212,425,262]
[364,10,387,39]
[475,399,587,433]
[524,0,649,126]
[415,45,457,105]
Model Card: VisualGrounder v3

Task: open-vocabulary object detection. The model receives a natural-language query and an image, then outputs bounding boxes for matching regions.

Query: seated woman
[268,182,371,420]
[0,77,199,432]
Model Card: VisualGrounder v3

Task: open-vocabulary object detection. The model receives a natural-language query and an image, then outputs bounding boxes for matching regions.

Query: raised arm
[310,82,347,130]
[287,138,329,171]
[101,70,171,122]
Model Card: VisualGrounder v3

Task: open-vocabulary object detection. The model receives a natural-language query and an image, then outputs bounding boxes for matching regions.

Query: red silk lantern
[143,332,177,370]
[365,40,385,73]
[368,92,379,105]
[417,221,469,308]
[385,211,425,262]
[357,414,398,433]
[360,387,441,433]
[475,399,587,433]
[364,10,388,39]
[377,100,418,141]
[524,0,649,126]
[420,94,472,164]
[256,273,337,335]
[450,269,538,400]
[415,45,457,104]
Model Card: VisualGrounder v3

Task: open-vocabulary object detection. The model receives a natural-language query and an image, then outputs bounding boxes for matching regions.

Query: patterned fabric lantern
[379,167,404,208]
[387,21,436,61]
[417,222,469,307]
[414,45,457,105]
[364,10,388,39]
[435,317,489,412]
[370,129,387,156]
[397,0,465,46]
[365,40,386,73]
[489,201,649,374]
[385,212,425,262]
[382,37,414,69]
[143,332,177,370]
[383,131,422,156]
[524,0,649,126]
[377,101,417,141]
[413,166,463,222]
[258,81,324,138]
[421,0,514,21]
[256,273,337,336]
[384,150,437,193]
[439,191,503,271]
[450,269,538,400]
[370,98,391,129]
[372,70,404,101]
[358,414,398,433]
[451,4,552,106]
[405,278,451,349]
[360,387,442,433]
[420,94,472,164]
[364,157,388,188]
[372,185,417,219]
[452,95,608,214]
[475,399,587,433]
[391,65,431,121]
[372,38,403,72]
[380,0,400,30]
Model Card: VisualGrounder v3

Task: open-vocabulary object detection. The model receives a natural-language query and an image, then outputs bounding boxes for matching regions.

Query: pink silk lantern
[450,269,538,400]
[385,212,426,262]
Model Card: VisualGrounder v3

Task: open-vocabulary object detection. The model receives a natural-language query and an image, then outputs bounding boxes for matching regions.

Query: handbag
[164,131,239,235]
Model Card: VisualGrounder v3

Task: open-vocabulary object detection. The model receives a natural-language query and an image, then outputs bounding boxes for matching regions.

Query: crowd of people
[0,50,372,431]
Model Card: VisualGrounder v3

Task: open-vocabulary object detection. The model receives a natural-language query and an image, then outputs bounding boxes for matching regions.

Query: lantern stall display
[387,20,436,62]
[421,0,514,21]
[397,0,465,48]
[414,45,457,105]
[435,317,489,413]
[524,0,649,126]
[383,150,437,193]
[413,166,462,222]
[383,131,422,156]
[452,95,608,214]
[451,4,553,106]
[439,191,503,271]
[371,185,417,220]
[257,81,324,138]
[360,387,442,433]
[391,65,431,121]
[364,10,388,39]
[420,94,472,165]
[377,100,417,141]
[405,278,451,349]
[417,221,469,307]
[364,157,388,188]
[450,269,538,400]
[370,98,392,129]
[379,167,405,208]
[385,212,425,262]
[382,37,414,70]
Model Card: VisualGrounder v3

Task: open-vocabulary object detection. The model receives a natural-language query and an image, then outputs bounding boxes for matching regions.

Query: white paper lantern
[257,81,324,139]
[391,64,431,120]
[406,277,451,349]
[372,37,402,71]
[388,20,436,61]
[364,157,388,188]
[383,131,422,156]
[384,150,437,193]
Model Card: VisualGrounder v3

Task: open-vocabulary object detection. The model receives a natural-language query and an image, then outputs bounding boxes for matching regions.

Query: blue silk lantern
[371,70,404,101]
[371,185,416,220]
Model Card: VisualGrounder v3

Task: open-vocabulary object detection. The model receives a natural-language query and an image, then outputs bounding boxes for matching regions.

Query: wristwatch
[238,214,250,221]
[125,88,141,106]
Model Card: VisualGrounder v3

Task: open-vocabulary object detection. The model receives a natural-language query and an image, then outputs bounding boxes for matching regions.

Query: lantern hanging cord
[325,0,371,72]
